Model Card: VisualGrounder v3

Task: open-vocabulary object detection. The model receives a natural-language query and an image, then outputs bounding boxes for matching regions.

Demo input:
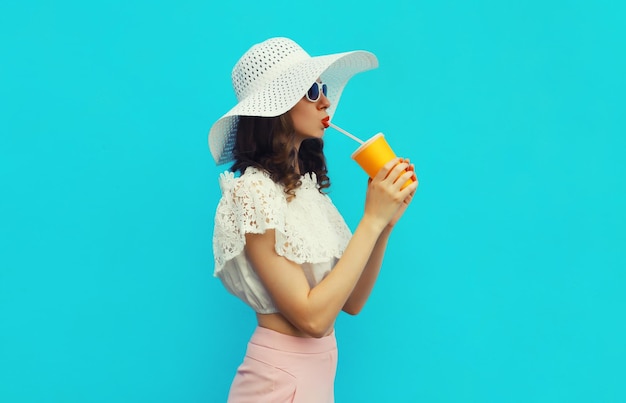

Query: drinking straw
[328,122,364,144]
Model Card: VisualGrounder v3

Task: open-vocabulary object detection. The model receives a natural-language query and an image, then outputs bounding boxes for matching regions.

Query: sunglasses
[305,82,328,102]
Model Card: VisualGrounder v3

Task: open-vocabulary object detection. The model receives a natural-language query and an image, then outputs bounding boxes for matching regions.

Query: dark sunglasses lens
[322,83,328,97]
[307,84,320,101]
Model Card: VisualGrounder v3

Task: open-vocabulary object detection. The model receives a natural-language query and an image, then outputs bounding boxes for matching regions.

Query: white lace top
[213,167,352,314]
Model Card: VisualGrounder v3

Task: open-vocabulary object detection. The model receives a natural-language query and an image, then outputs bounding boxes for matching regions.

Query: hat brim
[208,50,378,165]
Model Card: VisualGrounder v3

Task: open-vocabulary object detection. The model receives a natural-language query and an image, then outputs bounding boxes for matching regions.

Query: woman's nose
[318,93,331,109]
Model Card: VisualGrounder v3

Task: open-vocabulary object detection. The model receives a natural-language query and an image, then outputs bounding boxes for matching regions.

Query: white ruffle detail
[213,167,352,276]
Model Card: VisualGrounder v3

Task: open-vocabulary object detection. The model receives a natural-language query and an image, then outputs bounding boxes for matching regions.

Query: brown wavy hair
[230,114,330,201]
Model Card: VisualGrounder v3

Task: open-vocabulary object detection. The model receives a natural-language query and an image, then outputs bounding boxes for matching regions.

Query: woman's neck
[292,142,301,174]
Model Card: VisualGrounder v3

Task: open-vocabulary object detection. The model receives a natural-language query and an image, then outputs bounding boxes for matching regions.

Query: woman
[209,37,418,402]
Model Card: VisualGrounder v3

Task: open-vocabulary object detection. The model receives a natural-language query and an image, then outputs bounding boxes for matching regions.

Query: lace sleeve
[213,170,287,275]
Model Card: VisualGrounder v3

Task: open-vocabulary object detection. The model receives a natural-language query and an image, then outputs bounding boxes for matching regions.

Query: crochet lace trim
[213,167,352,275]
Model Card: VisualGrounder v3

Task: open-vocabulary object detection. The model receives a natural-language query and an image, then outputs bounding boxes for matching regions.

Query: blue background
[1,0,625,402]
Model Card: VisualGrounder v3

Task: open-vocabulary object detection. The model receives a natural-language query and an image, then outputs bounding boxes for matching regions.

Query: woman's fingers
[370,158,418,194]
[401,178,418,196]
[372,158,402,182]
[394,169,415,188]
[364,157,419,228]
[373,158,417,184]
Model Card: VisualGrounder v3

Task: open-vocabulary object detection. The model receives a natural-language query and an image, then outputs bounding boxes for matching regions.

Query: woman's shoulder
[218,166,277,191]
[214,167,288,240]
[218,166,286,209]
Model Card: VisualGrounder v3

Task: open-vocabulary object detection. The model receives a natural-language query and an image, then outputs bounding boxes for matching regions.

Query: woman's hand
[387,159,418,228]
[362,158,418,233]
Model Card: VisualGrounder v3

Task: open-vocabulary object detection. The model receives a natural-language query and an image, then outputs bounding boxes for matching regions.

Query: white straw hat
[208,37,379,165]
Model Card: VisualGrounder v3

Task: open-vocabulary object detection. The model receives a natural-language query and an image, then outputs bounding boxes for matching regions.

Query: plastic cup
[351,133,413,189]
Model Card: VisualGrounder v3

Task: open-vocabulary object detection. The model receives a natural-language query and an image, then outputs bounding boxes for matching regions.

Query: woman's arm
[341,226,391,315]
[245,159,416,338]
[343,161,417,315]
[246,219,381,337]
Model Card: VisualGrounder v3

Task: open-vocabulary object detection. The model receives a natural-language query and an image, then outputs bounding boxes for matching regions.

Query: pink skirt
[227,326,338,403]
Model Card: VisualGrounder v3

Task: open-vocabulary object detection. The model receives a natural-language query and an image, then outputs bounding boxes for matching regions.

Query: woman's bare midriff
[256,312,334,338]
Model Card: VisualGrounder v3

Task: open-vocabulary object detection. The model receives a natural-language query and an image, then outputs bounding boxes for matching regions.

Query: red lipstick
[322,116,330,128]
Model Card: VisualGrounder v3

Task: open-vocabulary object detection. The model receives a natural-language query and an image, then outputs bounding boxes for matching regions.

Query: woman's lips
[322,116,330,128]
